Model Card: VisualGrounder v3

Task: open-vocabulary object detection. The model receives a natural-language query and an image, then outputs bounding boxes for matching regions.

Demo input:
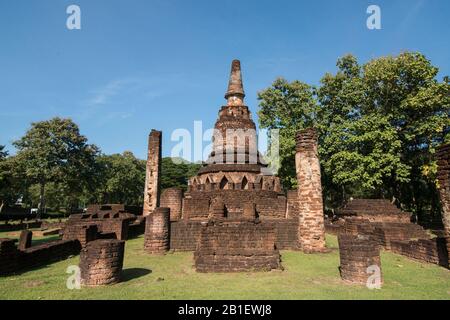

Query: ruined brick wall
[160,188,183,221]
[295,128,326,253]
[144,207,170,254]
[170,220,204,251]
[390,238,448,268]
[437,143,450,263]
[338,234,382,286]
[143,130,162,216]
[182,190,287,220]
[337,199,411,223]
[170,218,298,251]
[194,220,281,272]
[80,239,125,286]
[1,238,81,276]
[287,189,300,218]
[62,223,98,247]
[372,223,429,250]
[0,239,19,275]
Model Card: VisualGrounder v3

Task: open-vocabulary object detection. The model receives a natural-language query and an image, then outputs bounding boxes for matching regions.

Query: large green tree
[161,157,201,191]
[90,151,146,205]
[13,118,99,217]
[258,52,450,219]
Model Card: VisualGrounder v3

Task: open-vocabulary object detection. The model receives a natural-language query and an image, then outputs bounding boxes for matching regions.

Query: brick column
[79,239,125,286]
[143,130,162,216]
[437,143,450,264]
[18,230,32,250]
[295,128,326,253]
[338,234,382,287]
[160,187,183,221]
[144,207,170,254]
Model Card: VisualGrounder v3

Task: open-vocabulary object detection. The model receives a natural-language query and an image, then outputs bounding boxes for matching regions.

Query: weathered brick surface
[143,130,162,216]
[160,187,183,221]
[62,223,98,247]
[1,238,80,276]
[79,239,125,286]
[338,234,382,285]
[337,199,411,223]
[437,143,450,264]
[144,207,170,254]
[18,230,32,250]
[390,238,448,267]
[194,219,281,272]
[295,128,326,253]
[287,189,300,218]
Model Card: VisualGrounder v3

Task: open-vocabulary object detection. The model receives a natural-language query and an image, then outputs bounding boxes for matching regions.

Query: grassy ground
[0,235,449,300]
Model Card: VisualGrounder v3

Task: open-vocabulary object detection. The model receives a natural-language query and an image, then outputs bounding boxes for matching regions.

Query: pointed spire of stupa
[225,59,245,106]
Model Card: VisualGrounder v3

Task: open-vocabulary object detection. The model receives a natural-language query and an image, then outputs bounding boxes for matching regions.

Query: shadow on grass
[122,268,152,282]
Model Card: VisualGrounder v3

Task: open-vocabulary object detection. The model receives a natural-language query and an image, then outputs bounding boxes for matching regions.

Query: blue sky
[0,0,449,161]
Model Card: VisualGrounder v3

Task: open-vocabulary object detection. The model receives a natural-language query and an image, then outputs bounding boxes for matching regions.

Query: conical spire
[225,59,245,105]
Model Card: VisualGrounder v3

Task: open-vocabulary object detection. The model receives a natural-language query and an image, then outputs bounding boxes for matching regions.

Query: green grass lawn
[0,234,449,300]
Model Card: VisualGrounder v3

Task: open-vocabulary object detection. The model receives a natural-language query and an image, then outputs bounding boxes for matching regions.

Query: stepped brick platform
[79,239,125,286]
[194,219,281,272]
[390,238,448,267]
[337,199,411,223]
[338,234,382,286]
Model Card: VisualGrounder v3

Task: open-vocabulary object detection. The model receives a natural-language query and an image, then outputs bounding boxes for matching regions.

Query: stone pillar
[436,143,450,264]
[338,234,382,287]
[160,187,183,221]
[295,128,326,253]
[143,130,162,216]
[18,230,32,250]
[79,239,125,286]
[144,207,170,254]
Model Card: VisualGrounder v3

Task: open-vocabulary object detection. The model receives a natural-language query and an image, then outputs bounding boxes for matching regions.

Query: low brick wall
[0,238,81,276]
[194,219,281,272]
[390,238,449,267]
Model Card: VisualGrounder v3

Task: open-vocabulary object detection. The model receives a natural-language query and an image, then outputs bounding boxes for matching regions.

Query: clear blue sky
[1,0,449,161]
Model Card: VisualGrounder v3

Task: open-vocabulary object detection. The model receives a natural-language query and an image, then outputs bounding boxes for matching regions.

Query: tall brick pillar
[295,128,326,253]
[436,143,450,264]
[143,130,162,216]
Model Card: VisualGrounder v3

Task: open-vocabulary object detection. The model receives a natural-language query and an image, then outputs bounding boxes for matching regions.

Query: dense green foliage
[161,157,201,191]
[0,119,201,213]
[258,52,450,219]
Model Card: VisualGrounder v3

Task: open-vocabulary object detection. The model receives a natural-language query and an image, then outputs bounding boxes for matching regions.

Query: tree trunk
[38,182,45,220]
[0,200,4,214]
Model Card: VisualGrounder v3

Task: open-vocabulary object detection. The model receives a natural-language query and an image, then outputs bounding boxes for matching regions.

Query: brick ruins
[295,128,326,253]
[437,143,450,264]
[144,207,170,254]
[338,234,382,285]
[143,130,162,216]
[80,239,125,286]
[2,59,449,280]
[194,219,281,272]
[328,199,449,268]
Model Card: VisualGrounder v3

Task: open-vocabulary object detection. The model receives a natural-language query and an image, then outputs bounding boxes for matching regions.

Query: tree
[90,151,146,205]
[258,52,450,219]
[257,78,318,189]
[161,157,201,191]
[13,118,99,218]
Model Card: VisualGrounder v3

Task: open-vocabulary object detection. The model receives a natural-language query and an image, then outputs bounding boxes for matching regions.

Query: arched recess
[220,176,229,190]
[242,176,249,190]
